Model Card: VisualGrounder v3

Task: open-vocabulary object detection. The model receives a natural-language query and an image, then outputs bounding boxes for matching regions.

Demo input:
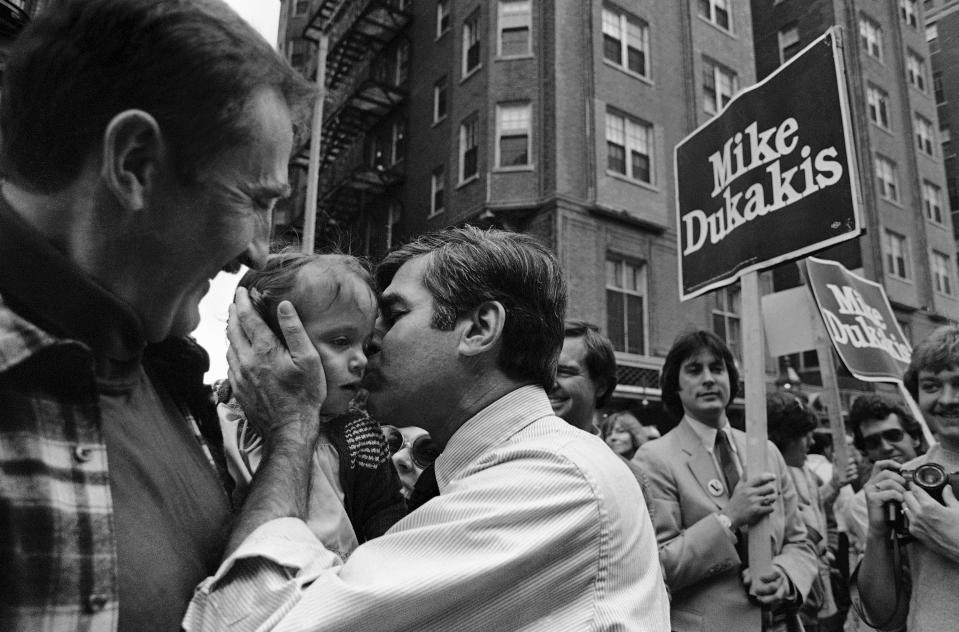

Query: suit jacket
[634,418,818,632]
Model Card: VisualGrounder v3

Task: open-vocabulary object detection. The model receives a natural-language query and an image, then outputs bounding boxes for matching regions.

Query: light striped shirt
[183,385,669,631]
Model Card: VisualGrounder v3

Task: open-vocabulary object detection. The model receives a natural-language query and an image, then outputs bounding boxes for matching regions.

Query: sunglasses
[861,428,906,451]
[383,426,439,469]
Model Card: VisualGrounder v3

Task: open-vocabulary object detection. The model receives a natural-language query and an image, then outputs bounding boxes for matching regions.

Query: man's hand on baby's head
[227,287,325,441]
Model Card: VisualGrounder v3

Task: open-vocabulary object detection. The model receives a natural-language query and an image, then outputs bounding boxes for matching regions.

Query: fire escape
[300,0,412,241]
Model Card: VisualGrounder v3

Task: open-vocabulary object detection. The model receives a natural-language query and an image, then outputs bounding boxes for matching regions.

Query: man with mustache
[856,325,959,631]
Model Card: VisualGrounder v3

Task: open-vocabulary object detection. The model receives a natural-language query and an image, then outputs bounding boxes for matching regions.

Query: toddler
[218,252,405,560]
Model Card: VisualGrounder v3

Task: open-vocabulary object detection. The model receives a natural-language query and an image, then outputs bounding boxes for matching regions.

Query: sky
[190,0,281,383]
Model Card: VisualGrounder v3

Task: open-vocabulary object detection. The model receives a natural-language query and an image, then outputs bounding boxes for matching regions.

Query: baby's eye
[330,336,351,348]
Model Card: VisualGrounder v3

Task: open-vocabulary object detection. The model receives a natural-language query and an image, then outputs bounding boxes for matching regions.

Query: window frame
[866,84,891,131]
[900,0,918,28]
[430,165,446,216]
[293,0,310,18]
[605,256,648,356]
[875,154,900,203]
[497,0,532,58]
[915,112,936,157]
[436,0,451,38]
[605,109,655,185]
[778,24,802,64]
[907,50,927,92]
[703,57,738,115]
[922,180,944,224]
[458,113,480,183]
[462,10,482,78]
[884,229,910,280]
[932,250,953,295]
[495,101,532,169]
[711,286,742,361]
[433,76,448,123]
[601,5,650,79]
[697,0,732,33]
[859,16,884,62]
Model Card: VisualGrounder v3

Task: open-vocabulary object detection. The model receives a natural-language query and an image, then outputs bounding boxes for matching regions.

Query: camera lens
[915,464,946,487]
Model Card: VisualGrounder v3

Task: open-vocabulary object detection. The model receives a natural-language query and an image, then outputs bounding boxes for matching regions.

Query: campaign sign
[675,28,862,300]
[805,256,911,382]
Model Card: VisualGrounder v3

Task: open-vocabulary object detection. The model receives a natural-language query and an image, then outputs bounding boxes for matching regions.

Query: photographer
[856,325,959,631]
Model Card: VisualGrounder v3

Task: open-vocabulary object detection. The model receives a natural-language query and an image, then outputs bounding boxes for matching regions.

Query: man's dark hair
[660,330,740,420]
[903,324,959,400]
[564,320,618,407]
[376,226,567,390]
[766,392,818,453]
[847,394,923,452]
[1,0,315,193]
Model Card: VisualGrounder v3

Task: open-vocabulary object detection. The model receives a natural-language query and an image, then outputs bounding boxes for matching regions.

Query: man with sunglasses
[381,425,439,499]
[856,325,959,631]
[840,395,923,553]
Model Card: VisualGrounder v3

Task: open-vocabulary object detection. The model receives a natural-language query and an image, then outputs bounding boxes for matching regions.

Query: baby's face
[299,277,377,417]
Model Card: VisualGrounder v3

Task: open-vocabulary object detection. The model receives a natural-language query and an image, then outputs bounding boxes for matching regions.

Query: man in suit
[635,330,817,632]
[548,320,618,433]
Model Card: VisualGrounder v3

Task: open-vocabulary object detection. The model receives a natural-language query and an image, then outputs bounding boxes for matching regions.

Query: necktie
[715,430,740,495]
[407,462,439,512]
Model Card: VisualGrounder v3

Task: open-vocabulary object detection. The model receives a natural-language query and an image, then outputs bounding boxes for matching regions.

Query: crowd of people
[2,1,959,631]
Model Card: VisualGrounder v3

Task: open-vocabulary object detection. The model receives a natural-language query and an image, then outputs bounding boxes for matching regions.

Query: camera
[886,463,959,538]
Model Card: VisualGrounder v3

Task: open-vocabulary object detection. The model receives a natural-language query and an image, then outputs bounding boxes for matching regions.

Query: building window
[459,113,479,182]
[927,23,939,53]
[949,177,959,213]
[430,165,446,216]
[907,50,926,92]
[462,10,481,77]
[602,6,649,78]
[436,0,451,38]
[778,24,801,64]
[933,251,953,295]
[875,155,899,202]
[395,41,410,86]
[900,0,918,28]
[606,109,653,184]
[698,0,731,31]
[712,286,741,360]
[496,102,531,167]
[498,0,531,57]
[867,84,891,130]
[390,117,407,165]
[915,113,936,157]
[293,0,310,17]
[942,124,954,157]
[606,257,647,355]
[288,39,310,70]
[860,16,883,61]
[923,180,944,224]
[884,230,909,279]
[433,76,448,123]
[934,71,945,104]
[703,57,738,115]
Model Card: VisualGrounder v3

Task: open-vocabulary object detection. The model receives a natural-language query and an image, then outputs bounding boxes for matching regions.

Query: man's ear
[101,109,162,212]
[458,300,506,357]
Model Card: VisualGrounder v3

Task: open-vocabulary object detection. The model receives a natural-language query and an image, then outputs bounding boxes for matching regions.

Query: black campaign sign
[675,29,861,300]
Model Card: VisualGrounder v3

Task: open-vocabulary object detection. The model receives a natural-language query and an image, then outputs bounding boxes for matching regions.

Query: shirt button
[86,593,108,613]
[74,445,93,463]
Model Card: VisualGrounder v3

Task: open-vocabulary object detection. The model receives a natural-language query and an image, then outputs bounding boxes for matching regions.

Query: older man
[549,320,618,433]
[185,227,669,631]
[0,1,312,630]
[857,325,959,631]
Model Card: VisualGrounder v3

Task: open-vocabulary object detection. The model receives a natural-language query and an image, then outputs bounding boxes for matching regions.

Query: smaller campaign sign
[675,28,862,300]
[805,256,911,382]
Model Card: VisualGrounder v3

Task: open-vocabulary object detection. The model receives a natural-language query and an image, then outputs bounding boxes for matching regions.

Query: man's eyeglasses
[861,428,906,451]
[382,426,439,470]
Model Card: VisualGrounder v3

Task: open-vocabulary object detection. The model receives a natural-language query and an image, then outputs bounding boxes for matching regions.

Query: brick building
[751,0,959,403]
[924,0,959,231]
[278,0,958,425]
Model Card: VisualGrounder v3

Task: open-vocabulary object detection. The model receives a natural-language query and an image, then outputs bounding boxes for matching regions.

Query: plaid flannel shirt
[0,297,223,631]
